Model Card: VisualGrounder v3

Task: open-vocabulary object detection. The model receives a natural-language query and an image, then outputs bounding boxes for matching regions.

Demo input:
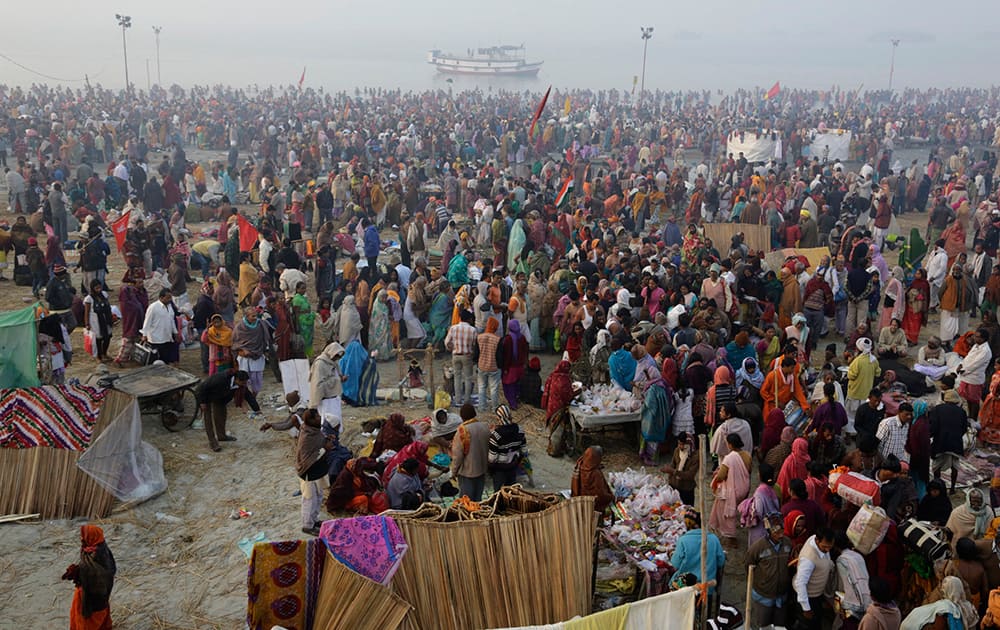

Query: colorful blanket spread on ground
[0,384,108,449]
[319,515,409,586]
[246,539,325,630]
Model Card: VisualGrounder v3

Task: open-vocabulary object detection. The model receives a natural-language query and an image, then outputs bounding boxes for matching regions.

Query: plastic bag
[434,388,451,410]
[83,329,97,357]
[76,399,167,502]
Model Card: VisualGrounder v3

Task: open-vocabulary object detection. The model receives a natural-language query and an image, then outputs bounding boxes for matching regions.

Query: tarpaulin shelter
[726,130,782,163]
[0,304,41,388]
[805,129,853,162]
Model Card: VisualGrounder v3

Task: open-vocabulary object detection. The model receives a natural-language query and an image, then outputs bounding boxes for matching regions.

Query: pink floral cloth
[318,515,408,585]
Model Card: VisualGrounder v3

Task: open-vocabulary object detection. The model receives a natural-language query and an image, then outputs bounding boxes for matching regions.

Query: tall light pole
[640,27,654,105]
[888,38,900,92]
[115,14,132,91]
[152,26,162,86]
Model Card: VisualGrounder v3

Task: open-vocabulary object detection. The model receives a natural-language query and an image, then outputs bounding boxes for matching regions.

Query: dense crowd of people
[15,82,1000,630]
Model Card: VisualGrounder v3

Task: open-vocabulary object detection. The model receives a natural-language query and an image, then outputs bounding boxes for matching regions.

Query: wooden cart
[106,364,201,431]
[568,408,641,455]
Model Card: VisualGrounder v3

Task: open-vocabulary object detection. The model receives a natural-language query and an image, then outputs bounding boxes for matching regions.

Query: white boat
[427,45,543,77]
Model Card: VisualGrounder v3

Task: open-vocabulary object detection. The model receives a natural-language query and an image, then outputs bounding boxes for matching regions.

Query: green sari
[291,292,316,358]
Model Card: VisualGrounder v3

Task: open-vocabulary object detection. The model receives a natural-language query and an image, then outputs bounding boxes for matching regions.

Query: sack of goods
[828,467,881,507]
[900,519,950,561]
[847,504,890,554]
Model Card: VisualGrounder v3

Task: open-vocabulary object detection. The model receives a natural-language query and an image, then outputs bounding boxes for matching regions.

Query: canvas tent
[804,129,853,162]
[0,387,165,518]
[0,304,41,388]
[726,130,782,163]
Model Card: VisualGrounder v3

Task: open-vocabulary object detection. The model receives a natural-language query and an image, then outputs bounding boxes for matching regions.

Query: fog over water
[2,0,999,93]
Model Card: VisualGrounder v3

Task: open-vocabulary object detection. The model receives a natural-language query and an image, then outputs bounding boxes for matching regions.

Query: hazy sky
[2,0,998,93]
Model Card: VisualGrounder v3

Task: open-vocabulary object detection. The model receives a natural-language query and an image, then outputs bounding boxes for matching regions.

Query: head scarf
[591,329,612,362]
[760,408,788,455]
[777,437,811,499]
[81,525,105,554]
[792,312,809,350]
[964,488,992,538]
[736,357,765,390]
[912,399,928,420]
[856,337,877,363]
[496,404,513,425]
[783,510,805,538]
[485,317,500,334]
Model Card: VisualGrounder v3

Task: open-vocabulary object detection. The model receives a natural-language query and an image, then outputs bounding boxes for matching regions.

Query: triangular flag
[237,214,260,254]
[298,66,306,90]
[763,81,781,100]
[112,210,130,252]
[529,86,551,138]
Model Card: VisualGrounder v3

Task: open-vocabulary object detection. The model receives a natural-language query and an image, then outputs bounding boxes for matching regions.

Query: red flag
[528,85,551,138]
[298,66,306,90]
[237,214,260,253]
[763,81,781,100]
[112,210,130,252]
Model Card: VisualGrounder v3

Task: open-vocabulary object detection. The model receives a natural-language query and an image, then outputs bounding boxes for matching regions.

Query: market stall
[569,383,641,455]
[594,468,687,605]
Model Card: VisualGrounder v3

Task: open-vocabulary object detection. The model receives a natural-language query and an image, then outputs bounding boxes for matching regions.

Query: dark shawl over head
[76,525,116,617]
[231,316,270,358]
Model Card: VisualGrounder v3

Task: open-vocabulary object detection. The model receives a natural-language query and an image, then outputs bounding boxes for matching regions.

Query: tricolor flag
[112,210,130,251]
[763,81,781,100]
[529,85,551,138]
[298,67,306,90]
[555,178,573,207]
[237,213,260,253]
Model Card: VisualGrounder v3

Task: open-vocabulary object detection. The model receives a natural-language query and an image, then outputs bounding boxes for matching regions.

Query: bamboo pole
[426,345,435,408]
[744,564,754,630]
[397,346,405,402]
[699,432,708,630]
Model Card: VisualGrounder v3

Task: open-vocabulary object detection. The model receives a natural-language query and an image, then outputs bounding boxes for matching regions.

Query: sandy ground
[0,147,950,626]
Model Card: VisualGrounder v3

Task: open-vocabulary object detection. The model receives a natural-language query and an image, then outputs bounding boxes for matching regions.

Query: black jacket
[928,401,968,456]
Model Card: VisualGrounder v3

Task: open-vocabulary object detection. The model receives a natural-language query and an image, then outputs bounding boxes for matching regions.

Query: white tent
[805,129,853,162]
[726,130,782,163]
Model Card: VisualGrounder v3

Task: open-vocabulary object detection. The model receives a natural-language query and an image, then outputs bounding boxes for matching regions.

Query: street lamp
[115,14,132,91]
[152,26,162,86]
[888,39,900,92]
[640,27,654,105]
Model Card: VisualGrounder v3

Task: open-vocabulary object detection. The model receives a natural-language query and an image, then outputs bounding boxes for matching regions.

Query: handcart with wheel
[104,364,202,431]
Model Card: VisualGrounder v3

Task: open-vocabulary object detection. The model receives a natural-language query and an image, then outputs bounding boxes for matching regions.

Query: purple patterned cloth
[318,515,409,585]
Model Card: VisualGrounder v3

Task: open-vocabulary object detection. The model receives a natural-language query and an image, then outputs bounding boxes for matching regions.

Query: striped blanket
[0,385,108,450]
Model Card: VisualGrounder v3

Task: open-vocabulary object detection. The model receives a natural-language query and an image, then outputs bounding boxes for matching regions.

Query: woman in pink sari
[709,433,751,546]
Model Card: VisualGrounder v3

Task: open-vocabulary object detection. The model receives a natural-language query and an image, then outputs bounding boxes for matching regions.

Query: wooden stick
[744,564,754,630]
[0,513,40,523]
[426,345,435,409]
[699,432,708,630]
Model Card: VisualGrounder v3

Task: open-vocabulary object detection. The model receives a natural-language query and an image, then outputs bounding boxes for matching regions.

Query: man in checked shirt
[446,310,478,407]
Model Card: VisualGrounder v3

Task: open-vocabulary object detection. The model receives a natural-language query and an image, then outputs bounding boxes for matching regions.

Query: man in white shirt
[957,328,993,419]
[793,528,836,624]
[278,263,307,301]
[141,289,180,365]
[258,232,274,279]
[925,241,948,310]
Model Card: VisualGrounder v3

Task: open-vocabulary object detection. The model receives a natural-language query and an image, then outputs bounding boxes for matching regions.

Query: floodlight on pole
[888,39,900,92]
[152,26,162,86]
[640,27,654,105]
[115,14,132,91]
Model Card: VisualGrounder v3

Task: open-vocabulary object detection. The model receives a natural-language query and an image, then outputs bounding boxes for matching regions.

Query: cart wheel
[161,387,199,431]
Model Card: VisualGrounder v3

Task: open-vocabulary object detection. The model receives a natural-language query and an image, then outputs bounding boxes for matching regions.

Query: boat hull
[431,62,542,77]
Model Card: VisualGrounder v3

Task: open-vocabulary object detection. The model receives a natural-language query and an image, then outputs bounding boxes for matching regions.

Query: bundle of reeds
[313,549,411,630]
[390,497,597,630]
[0,389,130,519]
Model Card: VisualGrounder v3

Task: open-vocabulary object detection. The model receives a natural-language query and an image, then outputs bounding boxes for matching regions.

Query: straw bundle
[0,389,130,519]
[313,549,411,630]
[391,497,597,630]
